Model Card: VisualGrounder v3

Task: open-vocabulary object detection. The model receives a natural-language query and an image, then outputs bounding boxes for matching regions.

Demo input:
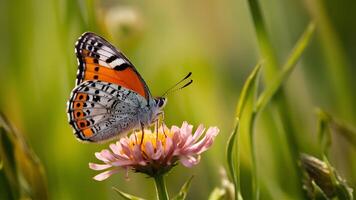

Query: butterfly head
[154,97,167,109]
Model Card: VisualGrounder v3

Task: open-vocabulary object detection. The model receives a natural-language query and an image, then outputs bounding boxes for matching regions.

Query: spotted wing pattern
[67,80,143,142]
[74,32,150,100]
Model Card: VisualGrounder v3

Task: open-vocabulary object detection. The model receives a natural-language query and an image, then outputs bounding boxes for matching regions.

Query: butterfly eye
[158,98,166,108]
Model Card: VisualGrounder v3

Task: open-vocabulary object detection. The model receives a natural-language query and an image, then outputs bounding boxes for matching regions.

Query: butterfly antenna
[180,79,193,89]
[162,72,193,97]
[163,80,193,97]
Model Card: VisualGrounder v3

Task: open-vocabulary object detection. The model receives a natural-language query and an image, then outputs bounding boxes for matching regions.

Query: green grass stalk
[226,63,262,200]
[249,22,315,200]
[246,0,307,198]
[303,0,355,122]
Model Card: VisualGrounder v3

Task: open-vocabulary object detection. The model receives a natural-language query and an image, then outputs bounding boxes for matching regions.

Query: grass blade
[172,175,194,200]
[316,108,356,150]
[315,108,332,155]
[256,22,316,112]
[0,113,48,200]
[247,0,316,196]
[248,21,315,200]
[112,187,146,200]
[226,62,262,200]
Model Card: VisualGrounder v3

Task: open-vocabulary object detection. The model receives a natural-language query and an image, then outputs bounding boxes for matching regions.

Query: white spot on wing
[102,46,116,53]
[111,58,126,67]
[97,49,112,58]
[99,60,110,67]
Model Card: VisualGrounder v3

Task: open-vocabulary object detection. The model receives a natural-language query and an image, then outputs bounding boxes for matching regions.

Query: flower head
[89,122,219,181]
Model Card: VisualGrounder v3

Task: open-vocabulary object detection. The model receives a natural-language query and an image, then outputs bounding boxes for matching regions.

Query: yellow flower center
[128,126,174,153]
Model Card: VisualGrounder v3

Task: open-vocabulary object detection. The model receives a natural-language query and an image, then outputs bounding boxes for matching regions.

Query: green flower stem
[154,174,169,200]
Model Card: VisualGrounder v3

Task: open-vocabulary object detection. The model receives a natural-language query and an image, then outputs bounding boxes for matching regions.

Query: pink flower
[89,122,219,181]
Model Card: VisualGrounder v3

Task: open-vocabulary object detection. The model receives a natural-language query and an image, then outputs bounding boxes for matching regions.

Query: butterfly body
[67,32,166,142]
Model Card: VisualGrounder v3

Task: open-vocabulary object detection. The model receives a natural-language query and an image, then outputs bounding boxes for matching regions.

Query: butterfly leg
[155,118,159,143]
[155,118,159,135]
[156,111,166,137]
[140,122,145,146]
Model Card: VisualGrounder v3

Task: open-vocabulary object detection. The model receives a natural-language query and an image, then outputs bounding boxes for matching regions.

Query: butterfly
[66,32,176,143]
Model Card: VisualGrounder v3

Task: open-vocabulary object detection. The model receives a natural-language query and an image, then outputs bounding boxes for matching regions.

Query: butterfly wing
[74,32,151,100]
[68,32,157,142]
[67,80,145,142]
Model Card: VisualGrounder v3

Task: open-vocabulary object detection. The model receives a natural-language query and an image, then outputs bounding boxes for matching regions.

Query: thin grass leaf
[315,108,332,155]
[247,1,314,198]
[256,22,316,112]
[304,0,356,121]
[236,61,263,117]
[0,119,18,200]
[243,22,315,199]
[316,108,356,149]
[0,113,48,200]
[243,70,261,200]
[171,175,194,200]
[112,187,146,200]
[226,118,239,195]
[226,62,262,200]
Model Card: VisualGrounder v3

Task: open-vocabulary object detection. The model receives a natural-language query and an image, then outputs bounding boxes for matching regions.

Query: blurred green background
[0,0,355,199]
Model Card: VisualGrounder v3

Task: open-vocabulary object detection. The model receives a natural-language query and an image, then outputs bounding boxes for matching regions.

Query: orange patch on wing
[74,110,84,119]
[82,128,93,137]
[84,57,96,63]
[83,63,147,98]
[75,93,88,101]
[76,119,88,129]
[74,102,84,109]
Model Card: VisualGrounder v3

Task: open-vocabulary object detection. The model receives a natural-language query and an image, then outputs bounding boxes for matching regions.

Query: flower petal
[109,144,129,160]
[109,143,120,154]
[120,140,133,157]
[145,141,155,158]
[132,145,145,165]
[185,127,219,154]
[171,125,180,133]
[181,124,205,149]
[192,124,205,142]
[111,160,135,167]
[164,137,174,163]
[152,140,163,160]
[100,149,116,161]
[93,169,120,181]
[95,152,109,162]
[180,155,201,167]
[89,163,112,170]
